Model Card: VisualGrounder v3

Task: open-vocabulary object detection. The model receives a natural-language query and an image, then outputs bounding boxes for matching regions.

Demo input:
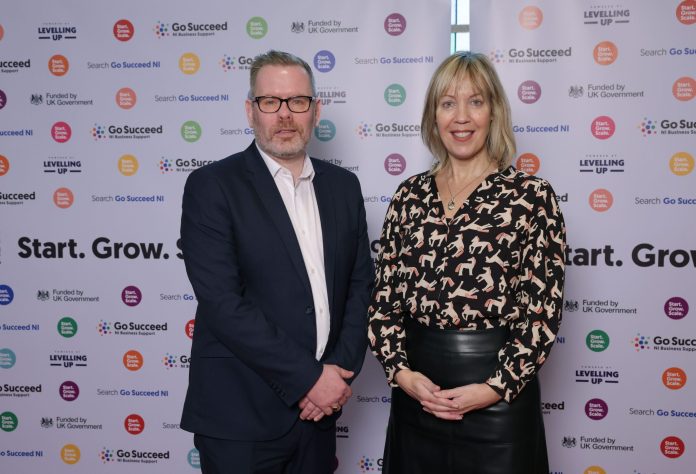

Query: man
[180,50,373,474]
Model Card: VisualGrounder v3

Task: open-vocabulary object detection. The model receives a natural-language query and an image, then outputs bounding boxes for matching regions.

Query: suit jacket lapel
[312,160,336,317]
[243,143,312,294]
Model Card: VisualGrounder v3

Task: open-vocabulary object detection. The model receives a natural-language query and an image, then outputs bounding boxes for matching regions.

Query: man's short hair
[249,50,316,98]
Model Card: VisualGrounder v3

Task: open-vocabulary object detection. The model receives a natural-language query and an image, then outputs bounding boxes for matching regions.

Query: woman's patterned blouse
[368,166,566,402]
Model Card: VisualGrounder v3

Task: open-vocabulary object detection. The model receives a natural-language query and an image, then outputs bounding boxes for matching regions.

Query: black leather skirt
[383,321,549,474]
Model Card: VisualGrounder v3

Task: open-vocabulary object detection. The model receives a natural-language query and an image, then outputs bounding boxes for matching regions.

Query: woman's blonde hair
[421,51,516,174]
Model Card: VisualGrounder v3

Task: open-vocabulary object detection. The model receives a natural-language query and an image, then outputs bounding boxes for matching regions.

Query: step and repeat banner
[472,1,696,474]
[0,1,450,472]
[2,0,694,473]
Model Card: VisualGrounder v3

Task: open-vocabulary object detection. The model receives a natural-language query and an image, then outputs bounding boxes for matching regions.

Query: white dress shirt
[257,145,330,360]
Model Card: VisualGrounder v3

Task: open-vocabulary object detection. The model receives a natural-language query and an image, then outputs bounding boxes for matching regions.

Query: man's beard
[255,120,309,159]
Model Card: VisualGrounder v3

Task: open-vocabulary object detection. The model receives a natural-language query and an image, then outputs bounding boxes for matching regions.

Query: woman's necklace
[445,163,494,211]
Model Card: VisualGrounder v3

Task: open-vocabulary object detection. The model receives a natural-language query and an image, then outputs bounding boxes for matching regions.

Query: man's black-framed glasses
[252,95,315,113]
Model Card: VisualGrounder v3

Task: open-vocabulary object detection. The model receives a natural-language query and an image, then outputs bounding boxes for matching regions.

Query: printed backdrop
[1,1,695,473]
[0,0,449,472]
[472,2,696,474]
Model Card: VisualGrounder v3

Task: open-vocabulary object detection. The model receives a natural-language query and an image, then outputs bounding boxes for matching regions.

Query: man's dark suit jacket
[180,142,374,441]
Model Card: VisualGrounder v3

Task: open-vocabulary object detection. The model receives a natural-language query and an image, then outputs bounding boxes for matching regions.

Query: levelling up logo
[37,22,77,41]
[583,5,631,26]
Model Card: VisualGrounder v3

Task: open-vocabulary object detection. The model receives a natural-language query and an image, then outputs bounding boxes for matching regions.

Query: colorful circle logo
[638,117,657,137]
[114,19,134,41]
[314,50,336,73]
[0,285,14,305]
[153,21,169,38]
[53,187,74,209]
[0,155,9,176]
[159,158,172,173]
[220,54,235,72]
[384,153,406,176]
[384,13,407,36]
[516,153,540,175]
[179,53,201,75]
[122,286,142,306]
[186,319,195,339]
[48,54,69,76]
[583,467,606,474]
[586,329,610,352]
[159,158,174,174]
[59,380,79,401]
[0,411,18,432]
[591,116,615,139]
[0,24,4,41]
[163,353,177,369]
[632,333,650,351]
[518,80,541,104]
[672,76,696,101]
[100,447,115,463]
[125,414,145,434]
[356,122,372,139]
[181,120,202,142]
[314,119,336,141]
[92,123,107,140]
[670,152,694,176]
[589,189,613,212]
[0,89,6,110]
[188,448,201,468]
[593,41,618,65]
[661,436,685,458]
[0,348,16,369]
[246,17,268,39]
[97,320,112,336]
[118,154,139,176]
[677,1,696,25]
[662,367,687,390]
[585,398,608,420]
[116,87,137,109]
[518,6,543,29]
[51,121,72,143]
[123,350,144,371]
[58,317,78,338]
[664,296,688,320]
[384,84,406,106]
[61,444,80,464]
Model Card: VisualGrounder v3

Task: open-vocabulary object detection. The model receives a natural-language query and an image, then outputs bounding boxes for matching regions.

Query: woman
[368,51,566,473]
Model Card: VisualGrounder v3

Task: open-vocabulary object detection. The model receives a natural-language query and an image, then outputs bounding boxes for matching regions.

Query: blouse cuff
[387,361,411,387]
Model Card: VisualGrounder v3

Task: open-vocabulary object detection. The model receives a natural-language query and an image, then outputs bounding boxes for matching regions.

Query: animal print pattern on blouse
[368,166,566,402]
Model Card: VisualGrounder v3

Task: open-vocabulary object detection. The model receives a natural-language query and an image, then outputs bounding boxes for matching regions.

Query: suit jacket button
[305,306,314,315]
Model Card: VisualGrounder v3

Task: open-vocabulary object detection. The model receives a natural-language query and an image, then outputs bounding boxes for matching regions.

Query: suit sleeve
[322,174,374,378]
[181,167,322,407]
[485,180,566,402]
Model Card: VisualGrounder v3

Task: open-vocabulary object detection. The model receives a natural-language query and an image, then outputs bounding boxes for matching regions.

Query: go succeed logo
[489,46,572,64]
[355,121,420,139]
[100,446,171,464]
[92,123,163,140]
[639,116,696,136]
[153,20,227,38]
[632,333,696,353]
